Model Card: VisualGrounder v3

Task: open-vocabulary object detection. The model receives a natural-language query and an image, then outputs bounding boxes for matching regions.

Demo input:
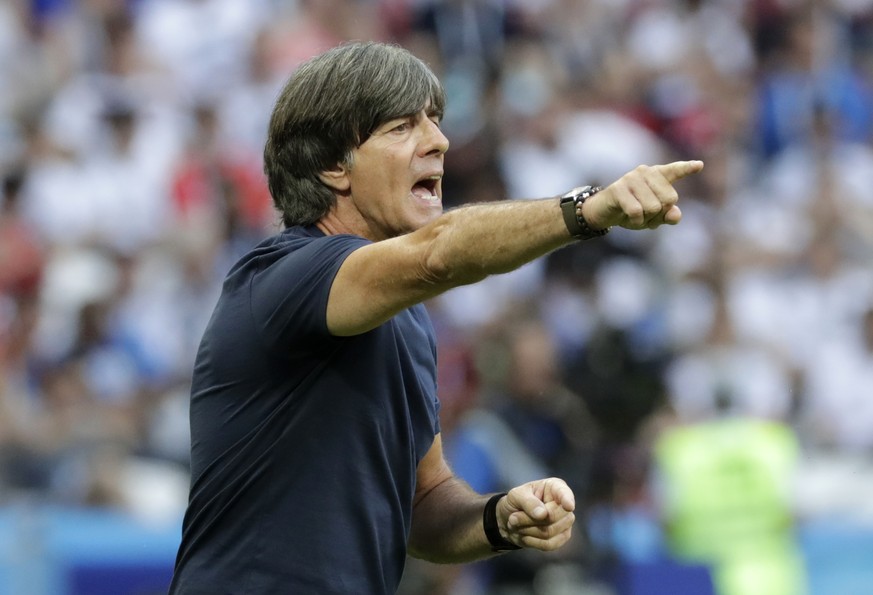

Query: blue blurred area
[0,507,866,595]
[0,505,178,595]
[799,520,873,595]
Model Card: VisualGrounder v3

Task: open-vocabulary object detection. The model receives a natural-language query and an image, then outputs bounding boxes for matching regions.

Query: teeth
[412,174,441,202]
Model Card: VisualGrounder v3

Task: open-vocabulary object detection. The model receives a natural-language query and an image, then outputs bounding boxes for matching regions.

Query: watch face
[578,185,596,198]
[563,186,589,200]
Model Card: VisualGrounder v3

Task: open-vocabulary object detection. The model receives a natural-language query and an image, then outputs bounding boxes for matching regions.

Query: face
[341,108,449,241]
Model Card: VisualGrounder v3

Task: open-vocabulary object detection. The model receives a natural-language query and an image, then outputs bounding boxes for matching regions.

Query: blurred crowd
[2,0,873,594]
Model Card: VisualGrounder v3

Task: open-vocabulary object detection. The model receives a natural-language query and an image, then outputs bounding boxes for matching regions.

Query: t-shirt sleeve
[249,234,369,354]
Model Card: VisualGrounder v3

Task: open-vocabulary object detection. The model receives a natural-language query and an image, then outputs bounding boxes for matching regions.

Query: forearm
[407,476,496,564]
[326,161,701,336]
[420,197,573,288]
[416,160,704,289]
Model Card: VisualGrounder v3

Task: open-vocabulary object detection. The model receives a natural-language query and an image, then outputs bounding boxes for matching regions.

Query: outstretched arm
[408,434,576,563]
[327,161,703,336]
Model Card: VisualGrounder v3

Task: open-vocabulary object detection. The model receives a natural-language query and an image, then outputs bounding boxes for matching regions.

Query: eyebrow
[383,109,434,127]
[424,101,443,120]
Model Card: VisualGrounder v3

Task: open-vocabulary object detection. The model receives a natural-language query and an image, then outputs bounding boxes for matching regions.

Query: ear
[318,163,351,193]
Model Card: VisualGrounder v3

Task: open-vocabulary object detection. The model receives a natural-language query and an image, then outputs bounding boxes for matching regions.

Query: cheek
[354,168,390,198]
[350,147,412,205]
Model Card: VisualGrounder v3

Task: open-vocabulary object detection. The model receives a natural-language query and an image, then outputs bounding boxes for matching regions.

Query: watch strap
[560,185,609,240]
[483,493,521,552]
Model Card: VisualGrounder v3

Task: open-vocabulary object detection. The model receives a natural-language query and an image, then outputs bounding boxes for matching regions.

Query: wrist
[560,185,610,240]
[483,493,521,552]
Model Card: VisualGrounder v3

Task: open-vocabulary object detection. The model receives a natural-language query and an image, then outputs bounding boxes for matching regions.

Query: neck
[316,206,375,240]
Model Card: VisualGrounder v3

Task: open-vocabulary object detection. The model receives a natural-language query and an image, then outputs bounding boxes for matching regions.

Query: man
[169,41,702,594]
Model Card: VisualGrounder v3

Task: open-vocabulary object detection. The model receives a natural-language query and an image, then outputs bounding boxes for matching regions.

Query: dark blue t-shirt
[169,226,441,594]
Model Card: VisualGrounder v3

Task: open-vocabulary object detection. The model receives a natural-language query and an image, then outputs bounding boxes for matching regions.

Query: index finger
[654,160,704,183]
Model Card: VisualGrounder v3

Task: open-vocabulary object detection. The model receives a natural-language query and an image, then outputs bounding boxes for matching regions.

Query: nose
[421,117,450,156]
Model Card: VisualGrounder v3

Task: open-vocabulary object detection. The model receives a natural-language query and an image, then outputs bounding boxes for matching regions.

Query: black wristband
[483,493,521,552]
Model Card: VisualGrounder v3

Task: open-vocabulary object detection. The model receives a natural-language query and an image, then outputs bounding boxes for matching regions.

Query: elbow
[406,541,430,562]
[417,219,487,289]
[420,253,481,289]
[420,256,486,292]
[406,540,458,565]
[406,529,441,563]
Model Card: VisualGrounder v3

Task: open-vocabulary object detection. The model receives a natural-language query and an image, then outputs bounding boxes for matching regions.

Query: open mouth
[411,175,441,202]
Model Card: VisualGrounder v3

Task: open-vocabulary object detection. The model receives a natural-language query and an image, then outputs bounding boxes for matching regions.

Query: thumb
[506,488,548,521]
[655,160,704,183]
[543,478,576,512]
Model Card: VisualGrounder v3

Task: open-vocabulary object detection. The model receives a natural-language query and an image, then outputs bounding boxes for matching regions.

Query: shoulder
[230,226,369,277]
[265,225,371,259]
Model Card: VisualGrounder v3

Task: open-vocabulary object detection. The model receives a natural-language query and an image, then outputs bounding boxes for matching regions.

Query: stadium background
[1,0,873,593]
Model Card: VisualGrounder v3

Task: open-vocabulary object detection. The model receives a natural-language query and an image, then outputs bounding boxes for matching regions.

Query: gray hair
[264,42,446,228]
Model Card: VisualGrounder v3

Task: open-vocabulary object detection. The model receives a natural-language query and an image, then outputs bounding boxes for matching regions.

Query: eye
[391,121,411,133]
